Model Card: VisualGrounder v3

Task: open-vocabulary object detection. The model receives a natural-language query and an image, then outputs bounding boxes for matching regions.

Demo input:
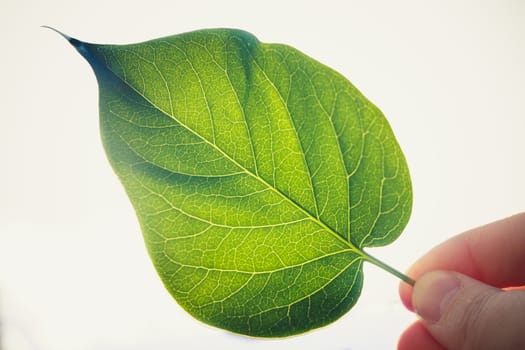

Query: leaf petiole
[361,251,415,286]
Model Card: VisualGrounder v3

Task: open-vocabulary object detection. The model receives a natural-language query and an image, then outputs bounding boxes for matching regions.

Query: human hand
[398,213,525,350]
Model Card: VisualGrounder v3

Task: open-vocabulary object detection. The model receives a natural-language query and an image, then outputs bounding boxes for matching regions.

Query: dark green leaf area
[78,28,412,336]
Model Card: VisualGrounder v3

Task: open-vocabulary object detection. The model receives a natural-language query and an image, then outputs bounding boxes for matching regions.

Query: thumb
[412,271,525,350]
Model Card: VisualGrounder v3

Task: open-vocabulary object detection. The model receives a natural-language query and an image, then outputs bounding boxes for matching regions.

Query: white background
[1,1,524,349]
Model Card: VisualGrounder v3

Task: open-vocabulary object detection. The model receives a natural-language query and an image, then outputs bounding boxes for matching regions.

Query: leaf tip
[42,25,73,41]
[43,26,92,61]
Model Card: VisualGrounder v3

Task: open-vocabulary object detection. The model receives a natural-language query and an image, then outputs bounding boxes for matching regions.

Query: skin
[398,212,525,350]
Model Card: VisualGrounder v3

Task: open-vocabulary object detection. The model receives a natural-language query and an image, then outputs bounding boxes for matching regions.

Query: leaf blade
[69,28,412,337]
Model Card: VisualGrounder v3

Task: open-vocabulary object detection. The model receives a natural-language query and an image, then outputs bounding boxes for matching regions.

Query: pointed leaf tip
[43,26,84,49]
[42,26,73,42]
[43,26,93,64]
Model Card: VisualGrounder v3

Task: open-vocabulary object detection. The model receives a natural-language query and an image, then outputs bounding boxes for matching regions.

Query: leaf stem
[361,251,415,286]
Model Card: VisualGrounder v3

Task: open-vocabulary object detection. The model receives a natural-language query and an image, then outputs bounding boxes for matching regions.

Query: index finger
[399,212,525,310]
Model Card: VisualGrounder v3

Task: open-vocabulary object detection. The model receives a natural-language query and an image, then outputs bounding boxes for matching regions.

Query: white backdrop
[1,1,524,349]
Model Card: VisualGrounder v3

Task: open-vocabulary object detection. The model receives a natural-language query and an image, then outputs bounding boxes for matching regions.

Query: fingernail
[412,271,460,323]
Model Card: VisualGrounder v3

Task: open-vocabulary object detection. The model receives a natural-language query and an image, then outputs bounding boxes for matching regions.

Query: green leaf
[58,28,412,337]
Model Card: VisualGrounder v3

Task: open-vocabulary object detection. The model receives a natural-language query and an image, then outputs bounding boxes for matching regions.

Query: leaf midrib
[94,44,363,257]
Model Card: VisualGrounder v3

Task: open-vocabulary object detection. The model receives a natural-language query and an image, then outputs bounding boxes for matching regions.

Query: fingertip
[399,282,414,311]
[399,274,415,311]
[414,272,525,350]
[397,321,446,350]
